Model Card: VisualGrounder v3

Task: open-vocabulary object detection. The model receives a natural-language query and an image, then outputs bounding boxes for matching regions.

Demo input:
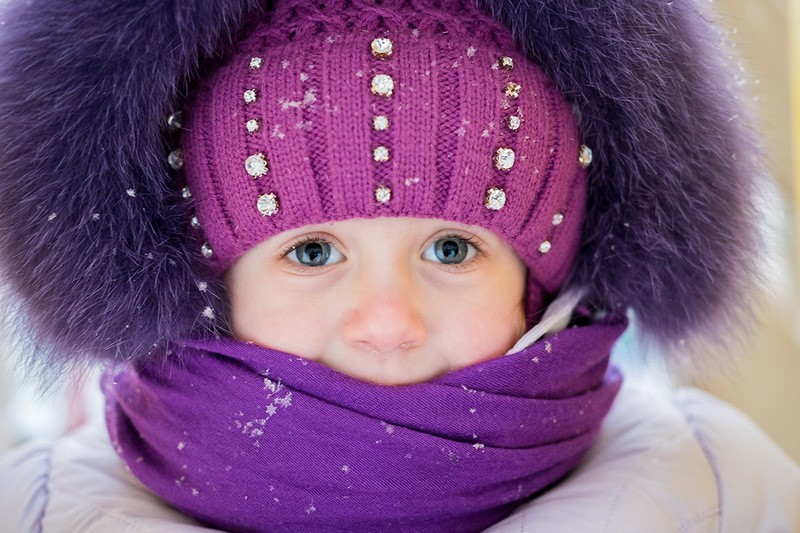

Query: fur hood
[0,0,761,368]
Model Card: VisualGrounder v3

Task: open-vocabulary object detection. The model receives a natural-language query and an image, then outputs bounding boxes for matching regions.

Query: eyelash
[437,233,485,252]
[431,233,487,271]
[279,234,336,258]
[277,231,488,272]
[278,233,340,273]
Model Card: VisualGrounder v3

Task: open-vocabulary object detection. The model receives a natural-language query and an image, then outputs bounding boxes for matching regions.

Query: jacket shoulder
[489,384,800,533]
[0,437,51,531]
[0,421,218,533]
[674,388,800,532]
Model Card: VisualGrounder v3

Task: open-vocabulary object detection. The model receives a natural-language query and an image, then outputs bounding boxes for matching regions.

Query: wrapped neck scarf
[104,316,624,532]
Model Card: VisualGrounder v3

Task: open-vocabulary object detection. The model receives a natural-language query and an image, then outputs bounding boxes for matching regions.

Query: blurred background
[689,0,800,463]
[0,1,799,463]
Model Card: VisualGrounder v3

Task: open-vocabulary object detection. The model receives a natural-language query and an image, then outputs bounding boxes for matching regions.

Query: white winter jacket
[1,382,798,532]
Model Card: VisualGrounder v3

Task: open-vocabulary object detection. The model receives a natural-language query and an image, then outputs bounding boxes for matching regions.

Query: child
[0,0,798,531]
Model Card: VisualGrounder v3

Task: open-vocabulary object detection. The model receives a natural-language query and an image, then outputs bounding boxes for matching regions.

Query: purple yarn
[0,0,761,366]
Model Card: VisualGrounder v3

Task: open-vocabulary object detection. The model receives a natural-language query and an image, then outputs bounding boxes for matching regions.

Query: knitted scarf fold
[103,317,624,532]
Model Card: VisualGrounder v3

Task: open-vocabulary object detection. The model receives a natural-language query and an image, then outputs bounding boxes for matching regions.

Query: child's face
[226,217,527,385]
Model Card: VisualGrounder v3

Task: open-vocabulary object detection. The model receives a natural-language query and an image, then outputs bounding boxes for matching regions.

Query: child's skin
[227,217,528,385]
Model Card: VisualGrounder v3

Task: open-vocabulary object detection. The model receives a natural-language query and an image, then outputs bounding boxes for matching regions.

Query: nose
[342,281,427,357]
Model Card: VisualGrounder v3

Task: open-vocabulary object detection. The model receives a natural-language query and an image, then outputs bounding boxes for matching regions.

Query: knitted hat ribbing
[182,0,587,315]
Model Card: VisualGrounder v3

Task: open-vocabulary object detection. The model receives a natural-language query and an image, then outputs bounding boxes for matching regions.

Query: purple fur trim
[483,0,761,347]
[0,0,762,365]
[0,0,260,365]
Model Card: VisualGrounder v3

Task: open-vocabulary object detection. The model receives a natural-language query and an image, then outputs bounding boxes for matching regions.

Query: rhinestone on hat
[552,213,564,226]
[494,148,516,171]
[243,88,258,104]
[499,56,514,70]
[201,242,214,259]
[373,115,389,131]
[375,186,392,204]
[484,187,507,211]
[246,119,260,133]
[168,149,184,170]
[167,111,183,132]
[181,186,192,199]
[245,153,269,178]
[539,241,552,254]
[371,74,394,97]
[505,82,521,98]
[190,215,200,228]
[373,146,390,162]
[371,38,393,59]
[508,115,521,131]
[249,57,264,70]
[257,193,280,216]
[579,145,593,168]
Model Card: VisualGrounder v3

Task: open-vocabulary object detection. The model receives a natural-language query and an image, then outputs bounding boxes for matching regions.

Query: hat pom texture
[0,0,760,365]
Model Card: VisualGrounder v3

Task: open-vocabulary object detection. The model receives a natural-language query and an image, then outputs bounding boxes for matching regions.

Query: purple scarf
[103,317,624,532]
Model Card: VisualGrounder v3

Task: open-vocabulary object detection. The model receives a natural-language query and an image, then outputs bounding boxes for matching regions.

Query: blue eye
[423,237,476,264]
[287,241,344,267]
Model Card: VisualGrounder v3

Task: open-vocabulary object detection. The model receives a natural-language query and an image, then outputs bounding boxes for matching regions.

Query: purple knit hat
[181,0,587,316]
[0,0,762,367]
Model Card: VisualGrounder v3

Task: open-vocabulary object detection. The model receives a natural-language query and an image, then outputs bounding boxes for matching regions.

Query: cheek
[228,279,331,359]
[430,279,526,366]
[477,272,526,352]
[471,302,525,350]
